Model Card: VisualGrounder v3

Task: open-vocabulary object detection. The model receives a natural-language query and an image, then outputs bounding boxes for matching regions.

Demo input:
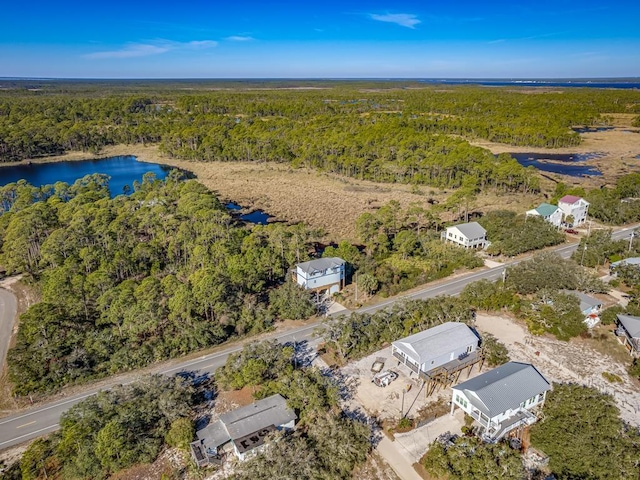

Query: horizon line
[2,76,640,82]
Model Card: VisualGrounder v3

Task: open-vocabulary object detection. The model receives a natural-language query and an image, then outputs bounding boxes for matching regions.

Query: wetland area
[2,115,639,241]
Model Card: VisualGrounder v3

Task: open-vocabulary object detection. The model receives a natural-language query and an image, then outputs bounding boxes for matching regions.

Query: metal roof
[219,394,296,440]
[392,322,479,364]
[449,222,486,239]
[559,195,587,205]
[195,394,297,450]
[535,203,560,217]
[617,314,640,338]
[611,257,640,268]
[296,257,345,274]
[453,362,551,418]
[566,291,602,312]
[197,420,230,451]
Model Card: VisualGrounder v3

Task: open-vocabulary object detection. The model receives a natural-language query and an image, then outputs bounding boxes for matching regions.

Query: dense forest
[0,173,321,395]
[4,375,195,480]
[337,201,482,297]
[530,384,640,480]
[2,81,640,190]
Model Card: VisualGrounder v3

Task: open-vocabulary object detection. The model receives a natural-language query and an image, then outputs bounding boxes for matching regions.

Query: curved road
[0,225,636,450]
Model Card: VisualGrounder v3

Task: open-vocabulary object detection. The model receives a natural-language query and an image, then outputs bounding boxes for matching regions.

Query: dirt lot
[340,347,449,422]
[475,313,640,426]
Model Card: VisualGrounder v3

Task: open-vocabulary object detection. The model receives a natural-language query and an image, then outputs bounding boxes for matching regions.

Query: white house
[392,322,480,376]
[558,195,590,226]
[615,314,640,357]
[294,257,345,295]
[190,394,297,466]
[441,222,488,249]
[526,203,563,227]
[451,362,551,443]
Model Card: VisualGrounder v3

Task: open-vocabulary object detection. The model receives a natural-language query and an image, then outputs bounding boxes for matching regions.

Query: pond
[0,156,174,197]
[571,126,615,134]
[508,152,603,177]
[225,202,273,225]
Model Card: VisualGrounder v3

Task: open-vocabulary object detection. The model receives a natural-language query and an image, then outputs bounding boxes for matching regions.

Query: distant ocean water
[418,79,640,89]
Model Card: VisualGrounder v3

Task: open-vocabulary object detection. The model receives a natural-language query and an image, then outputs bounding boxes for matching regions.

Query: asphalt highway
[0,288,17,375]
[0,225,636,450]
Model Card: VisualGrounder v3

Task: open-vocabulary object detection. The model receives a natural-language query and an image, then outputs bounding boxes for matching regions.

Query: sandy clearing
[475,313,640,425]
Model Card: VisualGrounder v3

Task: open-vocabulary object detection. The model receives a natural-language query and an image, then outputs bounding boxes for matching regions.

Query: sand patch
[475,313,640,426]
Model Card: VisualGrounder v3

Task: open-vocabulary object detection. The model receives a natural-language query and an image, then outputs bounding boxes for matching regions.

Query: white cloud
[225,36,254,42]
[84,43,170,59]
[85,39,217,59]
[369,13,420,29]
[186,40,219,48]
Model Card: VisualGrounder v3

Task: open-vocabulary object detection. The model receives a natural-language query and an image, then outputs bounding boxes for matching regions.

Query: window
[455,394,467,408]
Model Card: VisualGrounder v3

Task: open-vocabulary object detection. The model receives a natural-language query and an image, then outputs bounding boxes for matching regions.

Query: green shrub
[165,417,195,450]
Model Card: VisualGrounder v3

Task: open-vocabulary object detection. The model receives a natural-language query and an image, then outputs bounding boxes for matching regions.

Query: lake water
[225,202,273,225]
[418,79,640,89]
[0,156,173,197]
[508,152,603,177]
[571,126,615,134]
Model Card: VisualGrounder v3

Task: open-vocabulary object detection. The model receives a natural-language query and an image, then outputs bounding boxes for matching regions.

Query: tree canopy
[17,375,194,480]
[530,383,640,480]
[6,82,640,194]
[422,436,525,480]
[1,174,320,394]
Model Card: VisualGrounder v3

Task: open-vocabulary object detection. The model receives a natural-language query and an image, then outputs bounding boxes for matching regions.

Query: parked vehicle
[373,370,398,387]
[565,228,579,235]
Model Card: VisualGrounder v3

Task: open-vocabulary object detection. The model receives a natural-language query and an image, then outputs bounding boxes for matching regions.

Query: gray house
[610,257,640,276]
[294,257,346,295]
[392,322,480,376]
[190,394,297,466]
[566,291,603,328]
[451,362,551,443]
[615,314,640,356]
[441,222,488,249]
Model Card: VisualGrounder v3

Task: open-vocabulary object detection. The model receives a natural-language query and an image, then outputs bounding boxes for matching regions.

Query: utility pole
[630,231,635,253]
[355,271,358,302]
[581,244,588,266]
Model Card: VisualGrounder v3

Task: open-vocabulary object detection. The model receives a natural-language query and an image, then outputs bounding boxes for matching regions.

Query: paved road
[0,287,17,376]
[0,225,636,450]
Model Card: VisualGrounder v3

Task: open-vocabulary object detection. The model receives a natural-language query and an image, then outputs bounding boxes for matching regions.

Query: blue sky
[1,0,639,78]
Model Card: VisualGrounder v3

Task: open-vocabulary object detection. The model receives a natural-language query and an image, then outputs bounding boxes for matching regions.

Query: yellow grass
[472,118,640,188]
[7,119,637,243]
